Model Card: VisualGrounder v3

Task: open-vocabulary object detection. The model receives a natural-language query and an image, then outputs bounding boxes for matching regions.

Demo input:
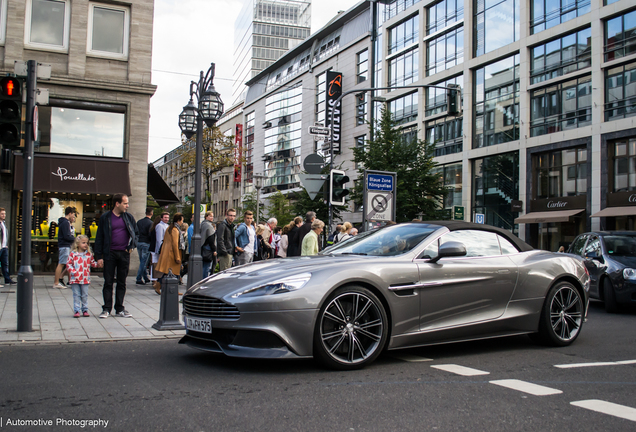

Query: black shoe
[58,279,66,287]
[135,280,146,285]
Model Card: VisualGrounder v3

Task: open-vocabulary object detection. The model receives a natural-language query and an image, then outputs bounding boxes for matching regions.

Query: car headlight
[231,273,312,298]
[623,268,636,280]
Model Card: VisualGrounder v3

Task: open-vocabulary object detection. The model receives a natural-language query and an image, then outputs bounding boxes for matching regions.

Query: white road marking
[431,364,490,376]
[393,354,433,362]
[489,379,562,396]
[571,400,636,422]
[555,359,636,368]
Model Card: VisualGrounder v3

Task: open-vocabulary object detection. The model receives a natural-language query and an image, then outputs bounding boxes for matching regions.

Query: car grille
[183,295,240,320]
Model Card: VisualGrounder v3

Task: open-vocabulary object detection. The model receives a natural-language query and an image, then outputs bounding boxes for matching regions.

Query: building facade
[242,0,636,250]
[0,0,156,274]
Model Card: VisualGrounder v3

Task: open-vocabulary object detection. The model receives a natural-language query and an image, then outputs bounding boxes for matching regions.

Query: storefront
[591,192,636,230]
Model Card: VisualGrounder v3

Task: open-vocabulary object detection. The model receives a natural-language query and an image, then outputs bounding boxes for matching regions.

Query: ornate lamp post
[179,63,224,288]
[252,173,266,226]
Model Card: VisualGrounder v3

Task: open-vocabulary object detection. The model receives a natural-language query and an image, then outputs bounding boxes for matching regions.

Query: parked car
[180,221,590,370]
[567,231,636,312]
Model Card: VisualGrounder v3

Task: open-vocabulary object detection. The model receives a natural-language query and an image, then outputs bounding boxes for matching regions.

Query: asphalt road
[1,301,635,432]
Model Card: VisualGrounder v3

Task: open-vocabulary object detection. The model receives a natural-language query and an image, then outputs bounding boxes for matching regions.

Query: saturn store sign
[325,70,343,154]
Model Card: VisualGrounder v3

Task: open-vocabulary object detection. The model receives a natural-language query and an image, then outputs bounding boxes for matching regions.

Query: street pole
[17,60,37,332]
[256,186,261,226]
[189,73,204,288]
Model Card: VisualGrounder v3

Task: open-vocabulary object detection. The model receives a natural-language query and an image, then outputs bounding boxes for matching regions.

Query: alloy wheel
[549,285,583,342]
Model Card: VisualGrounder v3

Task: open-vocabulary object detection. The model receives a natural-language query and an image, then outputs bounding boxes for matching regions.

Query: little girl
[67,235,99,318]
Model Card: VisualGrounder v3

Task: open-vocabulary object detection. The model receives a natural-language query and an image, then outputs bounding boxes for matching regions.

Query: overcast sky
[148,0,360,163]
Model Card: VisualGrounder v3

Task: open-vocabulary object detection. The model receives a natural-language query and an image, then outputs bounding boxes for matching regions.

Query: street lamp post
[252,173,265,225]
[179,63,224,288]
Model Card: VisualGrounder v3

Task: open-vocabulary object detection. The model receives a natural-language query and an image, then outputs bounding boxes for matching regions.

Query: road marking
[555,359,636,368]
[393,354,433,362]
[571,400,636,422]
[431,364,490,376]
[489,379,562,396]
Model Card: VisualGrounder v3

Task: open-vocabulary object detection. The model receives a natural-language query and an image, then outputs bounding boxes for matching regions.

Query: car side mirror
[429,241,467,264]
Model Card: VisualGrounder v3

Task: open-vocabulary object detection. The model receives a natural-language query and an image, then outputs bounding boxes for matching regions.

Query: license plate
[186,316,212,334]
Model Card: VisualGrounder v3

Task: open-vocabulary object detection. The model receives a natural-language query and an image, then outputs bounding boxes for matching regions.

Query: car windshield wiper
[338,252,368,256]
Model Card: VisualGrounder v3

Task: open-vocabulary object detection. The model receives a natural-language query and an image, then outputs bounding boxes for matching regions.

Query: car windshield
[324,224,439,257]
[604,235,636,256]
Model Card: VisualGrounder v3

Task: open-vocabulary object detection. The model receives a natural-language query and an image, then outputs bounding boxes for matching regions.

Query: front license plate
[186,317,212,334]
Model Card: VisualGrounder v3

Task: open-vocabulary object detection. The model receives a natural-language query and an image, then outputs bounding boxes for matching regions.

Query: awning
[147,164,179,206]
[514,209,585,224]
[590,206,636,217]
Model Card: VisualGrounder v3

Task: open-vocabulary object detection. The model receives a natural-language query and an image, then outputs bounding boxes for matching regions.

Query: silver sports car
[180,222,590,369]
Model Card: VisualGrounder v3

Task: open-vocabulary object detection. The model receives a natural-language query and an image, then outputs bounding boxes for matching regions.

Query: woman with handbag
[200,211,217,279]
[155,213,183,295]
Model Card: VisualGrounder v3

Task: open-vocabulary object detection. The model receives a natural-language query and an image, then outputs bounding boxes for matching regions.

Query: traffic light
[446,84,461,116]
[0,77,23,147]
[329,169,349,206]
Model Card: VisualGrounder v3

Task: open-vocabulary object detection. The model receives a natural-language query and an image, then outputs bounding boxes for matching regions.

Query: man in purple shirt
[94,194,139,319]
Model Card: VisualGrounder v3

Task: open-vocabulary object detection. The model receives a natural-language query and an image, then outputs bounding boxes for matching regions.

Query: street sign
[453,206,465,221]
[367,192,392,221]
[303,153,325,174]
[308,125,331,136]
[192,203,206,221]
[367,174,393,191]
[299,173,328,200]
[475,213,485,224]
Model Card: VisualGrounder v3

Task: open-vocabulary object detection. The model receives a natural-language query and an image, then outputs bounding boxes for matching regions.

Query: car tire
[533,281,584,347]
[603,278,619,313]
[313,285,388,370]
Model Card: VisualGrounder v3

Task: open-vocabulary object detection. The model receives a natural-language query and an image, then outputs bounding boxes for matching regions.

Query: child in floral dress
[67,235,100,317]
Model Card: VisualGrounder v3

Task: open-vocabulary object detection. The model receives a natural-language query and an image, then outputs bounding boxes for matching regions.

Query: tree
[239,191,265,224]
[177,126,238,206]
[352,106,446,222]
[267,190,296,227]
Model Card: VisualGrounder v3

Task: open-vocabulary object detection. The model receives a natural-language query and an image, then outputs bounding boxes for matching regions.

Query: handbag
[201,245,214,262]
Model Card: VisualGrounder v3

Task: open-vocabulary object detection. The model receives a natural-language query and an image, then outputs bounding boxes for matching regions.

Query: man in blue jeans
[135,207,153,285]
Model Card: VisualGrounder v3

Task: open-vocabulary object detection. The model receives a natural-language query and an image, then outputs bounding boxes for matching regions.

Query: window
[431,163,462,209]
[357,50,369,84]
[427,0,464,35]
[355,135,366,169]
[570,235,587,256]
[427,27,463,76]
[612,137,636,192]
[474,55,520,148]
[605,62,636,121]
[474,0,519,56]
[531,28,591,84]
[426,75,462,116]
[426,117,463,156]
[534,147,587,198]
[0,0,7,46]
[388,49,419,89]
[388,92,418,125]
[530,76,592,137]
[385,0,422,20]
[213,179,219,193]
[88,2,129,59]
[243,112,255,194]
[584,236,601,258]
[531,0,590,35]
[315,71,327,124]
[25,0,70,51]
[356,93,367,126]
[388,15,419,55]
[605,11,636,62]
[440,230,502,257]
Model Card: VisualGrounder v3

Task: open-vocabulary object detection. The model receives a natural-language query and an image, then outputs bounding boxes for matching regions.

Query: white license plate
[186,316,212,334]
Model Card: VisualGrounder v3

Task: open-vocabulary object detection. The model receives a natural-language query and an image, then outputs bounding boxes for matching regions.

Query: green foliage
[352,106,446,222]
[266,190,296,226]
[239,191,265,223]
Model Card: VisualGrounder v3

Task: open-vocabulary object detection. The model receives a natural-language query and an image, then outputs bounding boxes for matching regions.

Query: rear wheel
[534,281,583,346]
[314,286,388,370]
[603,278,619,313]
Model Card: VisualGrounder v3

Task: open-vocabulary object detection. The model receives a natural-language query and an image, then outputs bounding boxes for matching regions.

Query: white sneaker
[53,283,67,289]
[99,311,110,319]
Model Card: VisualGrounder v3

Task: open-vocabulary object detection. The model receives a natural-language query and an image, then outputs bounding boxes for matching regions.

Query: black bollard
[152,270,185,331]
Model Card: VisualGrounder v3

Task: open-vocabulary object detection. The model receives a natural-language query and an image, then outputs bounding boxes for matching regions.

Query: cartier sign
[530,195,586,212]
[547,201,567,208]
[608,191,636,207]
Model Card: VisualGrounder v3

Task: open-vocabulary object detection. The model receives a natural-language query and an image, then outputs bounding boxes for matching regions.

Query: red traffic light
[1,77,20,98]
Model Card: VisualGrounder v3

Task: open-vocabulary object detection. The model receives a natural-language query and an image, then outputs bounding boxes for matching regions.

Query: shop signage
[511,200,523,212]
[608,191,636,207]
[234,124,242,183]
[325,70,342,154]
[52,167,96,182]
[453,206,465,221]
[530,195,586,212]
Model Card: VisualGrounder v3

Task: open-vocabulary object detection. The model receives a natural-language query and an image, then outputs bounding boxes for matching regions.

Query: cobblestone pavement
[0,276,184,345]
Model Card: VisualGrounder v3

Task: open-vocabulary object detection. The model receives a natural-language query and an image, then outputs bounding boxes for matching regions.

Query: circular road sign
[372,194,389,212]
[303,153,325,174]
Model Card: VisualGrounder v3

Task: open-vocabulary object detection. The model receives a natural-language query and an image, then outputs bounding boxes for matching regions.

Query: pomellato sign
[52,167,96,182]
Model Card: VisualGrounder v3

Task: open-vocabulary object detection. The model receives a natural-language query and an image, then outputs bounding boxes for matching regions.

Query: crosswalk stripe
[393,354,433,362]
[555,359,636,369]
[489,379,562,396]
[571,400,636,422]
[431,364,490,376]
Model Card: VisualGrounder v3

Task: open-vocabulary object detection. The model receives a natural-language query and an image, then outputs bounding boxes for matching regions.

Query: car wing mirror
[429,241,467,264]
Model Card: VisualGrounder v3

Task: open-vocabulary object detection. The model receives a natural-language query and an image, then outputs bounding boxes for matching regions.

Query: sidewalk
[0,276,185,345]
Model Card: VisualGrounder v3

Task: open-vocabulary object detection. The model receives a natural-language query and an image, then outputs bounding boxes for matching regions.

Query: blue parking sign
[475,213,485,224]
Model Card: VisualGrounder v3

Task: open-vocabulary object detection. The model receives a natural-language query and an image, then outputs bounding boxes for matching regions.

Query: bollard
[152,270,185,331]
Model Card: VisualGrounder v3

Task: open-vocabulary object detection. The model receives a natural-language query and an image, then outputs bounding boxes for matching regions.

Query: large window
[87,2,130,59]
[315,71,327,124]
[612,137,636,192]
[432,163,462,210]
[36,106,125,158]
[357,50,369,84]
[474,56,519,148]
[531,0,590,35]
[427,27,463,76]
[243,111,255,194]
[534,147,587,198]
[531,28,591,84]
[426,117,463,156]
[427,0,464,35]
[605,11,636,62]
[25,0,70,51]
[388,49,419,89]
[474,0,519,57]
[388,92,418,125]
[426,75,462,117]
[385,0,421,20]
[473,152,519,233]
[388,15,418,55]
[605,62,636,121]
[530,76,592,137]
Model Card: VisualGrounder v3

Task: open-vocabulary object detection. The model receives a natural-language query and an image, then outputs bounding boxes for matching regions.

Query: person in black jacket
[216,208,236,271]
[53,207,77,289]
[94,194,139,319]
[135,207,154,285]
[286,216,303,257]
[295,211,316,254]
[200,211,217,278]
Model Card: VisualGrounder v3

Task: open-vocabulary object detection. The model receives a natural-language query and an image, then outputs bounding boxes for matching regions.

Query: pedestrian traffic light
[446,84,461,116]
[329,169,349,206]
[0,77,23,148]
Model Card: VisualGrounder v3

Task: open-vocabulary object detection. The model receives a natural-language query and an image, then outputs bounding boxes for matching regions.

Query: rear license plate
[186,316,212,334]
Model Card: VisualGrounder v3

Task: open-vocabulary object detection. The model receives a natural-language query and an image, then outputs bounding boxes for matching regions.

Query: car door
[416,230,519,331]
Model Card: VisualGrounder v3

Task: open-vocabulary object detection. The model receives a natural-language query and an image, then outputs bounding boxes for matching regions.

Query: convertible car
[180,221,590,369]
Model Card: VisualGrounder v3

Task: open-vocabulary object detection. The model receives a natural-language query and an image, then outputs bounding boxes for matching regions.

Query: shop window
[530,28,591,85]
[604,10,636,62]
[534,147,588,199]
[25,0,71,52]
[474,0,519,56]
[87,2,129,59]
[530,0,590,35]
[605,62,636,121]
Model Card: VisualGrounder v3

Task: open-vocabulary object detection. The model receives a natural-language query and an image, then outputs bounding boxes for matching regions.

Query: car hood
[608,255,636,268]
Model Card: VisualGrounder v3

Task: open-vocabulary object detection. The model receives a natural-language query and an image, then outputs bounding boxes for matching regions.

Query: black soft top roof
[418,221,534,252]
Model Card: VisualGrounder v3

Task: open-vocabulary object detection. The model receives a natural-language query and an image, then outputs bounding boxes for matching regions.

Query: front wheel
[534,281,584,346]
[313,286,388,370]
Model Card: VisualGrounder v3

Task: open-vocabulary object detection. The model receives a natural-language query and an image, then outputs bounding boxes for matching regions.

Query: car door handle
[497,269,510,274]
